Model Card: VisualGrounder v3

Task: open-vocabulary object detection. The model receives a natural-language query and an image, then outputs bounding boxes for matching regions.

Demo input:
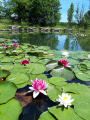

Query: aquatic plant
[56,93,74,107]
[58,59,69,67]
[20,60,31,65]
[28,78,48,98]
[0,38,90,120]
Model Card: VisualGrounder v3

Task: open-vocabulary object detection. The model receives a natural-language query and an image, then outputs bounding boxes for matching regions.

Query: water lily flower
[88,54,90,59]
[2,44,5,46]
[5,46,10,49]
[20,60,30,65]
[28,78,48,98]
[12,43,19,47]
[56,93,74,108]
[62,51,69,57]
[12,50,17,52]
[58,59,69,67]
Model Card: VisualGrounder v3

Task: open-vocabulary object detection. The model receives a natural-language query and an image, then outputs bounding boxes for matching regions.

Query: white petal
[64,104,68,107]
[29,87,34,90]
[33,91,40,98]
[40,90,47,95]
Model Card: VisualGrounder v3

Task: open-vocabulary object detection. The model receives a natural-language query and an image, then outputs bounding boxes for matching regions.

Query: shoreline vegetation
[0,19,90,35]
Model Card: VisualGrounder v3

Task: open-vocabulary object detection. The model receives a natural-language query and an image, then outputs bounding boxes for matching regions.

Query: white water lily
[56,93,74,108]
[12,50,17,52]
[88,54,90,59]
[62,51,69,58]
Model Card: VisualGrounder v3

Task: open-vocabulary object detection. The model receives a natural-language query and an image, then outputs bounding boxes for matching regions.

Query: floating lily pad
[27,63,46,74]
[78,63,87,71]
[74,103,90,120]
[1,57,15,63]
[29,56,38,62]
[47,84,62,102]
[67,59,79,65]
[48,106,83,120]
[49,77,67,86]
[0,64,14,71]
[76,71,90,81]
[38,111,55,120]
[16,81,28,89]
[0,81,17,104]
[72,94,90,105]
[0,99,22,120]
[38,59,50,64]
[6,73,29,84]
[0,68,9,78]
[46,60,58,71]
[10,64,28,73]
[50,66,75,81]
[62,83,90,95]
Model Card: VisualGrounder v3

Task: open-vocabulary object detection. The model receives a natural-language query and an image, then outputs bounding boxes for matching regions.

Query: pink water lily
[12,43,19,47]
[5,46,10,49]
[29,78,48,98]
[2,44,5,46]
[20,60,30,65]
[58,59,69,67]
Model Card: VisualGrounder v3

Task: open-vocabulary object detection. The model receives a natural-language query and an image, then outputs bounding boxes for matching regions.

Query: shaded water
[0,32,90,51]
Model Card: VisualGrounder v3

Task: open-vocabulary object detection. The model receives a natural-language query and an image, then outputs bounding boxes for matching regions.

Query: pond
[0,32,90,51]
[0,32,90,120]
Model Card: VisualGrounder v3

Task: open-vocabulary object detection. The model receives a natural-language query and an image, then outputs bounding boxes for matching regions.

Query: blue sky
[60,0,90,22]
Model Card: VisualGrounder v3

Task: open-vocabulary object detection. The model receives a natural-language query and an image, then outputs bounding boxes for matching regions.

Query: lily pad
[46,60,58,71]
[50,66,75,81]
[27,63,46,74]
[48,106,83,120]
[0,99,22,120]
[6,73,29,84]
[49,77,67,86]
[38,111,55,120]
[0,81,17,104]
[75,71,90,81]
[10,64,28,73]
[62,83,90,95]
[0,68,9,78]
[47,84,62,102]
[0,64,14,71]
[74,103,90,120]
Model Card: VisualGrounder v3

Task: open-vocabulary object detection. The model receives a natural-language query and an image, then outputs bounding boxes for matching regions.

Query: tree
[0,1,4,18]
[4,0,61,26]
[28,0,61,26]
[83,9,90,28]
[67,3,74,25]
[75,4,80,24]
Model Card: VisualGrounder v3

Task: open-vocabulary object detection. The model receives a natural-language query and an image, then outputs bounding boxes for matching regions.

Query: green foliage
[0,38,90,120]
[67,3,74,25]
[0,99,22,120]
[0,81,17,104]
[3,0,61,26]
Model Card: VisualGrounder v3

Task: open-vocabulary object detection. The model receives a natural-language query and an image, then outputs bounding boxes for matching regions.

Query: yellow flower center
[64,97,67,100]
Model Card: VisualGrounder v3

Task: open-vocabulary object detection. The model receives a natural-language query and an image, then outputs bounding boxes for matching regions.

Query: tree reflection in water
[0,32,90,51]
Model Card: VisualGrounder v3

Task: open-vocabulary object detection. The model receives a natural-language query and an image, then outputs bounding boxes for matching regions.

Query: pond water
[0,32,90,120]
[0,32,90,51]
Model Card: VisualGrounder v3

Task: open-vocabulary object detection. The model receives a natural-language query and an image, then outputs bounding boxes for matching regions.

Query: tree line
[0,0,90,27]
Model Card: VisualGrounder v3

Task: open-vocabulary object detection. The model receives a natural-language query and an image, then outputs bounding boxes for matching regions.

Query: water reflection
[0,32,90,51]
[56,35,83,51]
